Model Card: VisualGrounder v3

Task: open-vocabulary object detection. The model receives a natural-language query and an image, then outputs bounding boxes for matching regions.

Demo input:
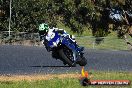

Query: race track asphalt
[0,45,132,75]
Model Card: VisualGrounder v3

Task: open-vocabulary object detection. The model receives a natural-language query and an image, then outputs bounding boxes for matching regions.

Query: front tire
[52,50,60,59]
[59,48,76,67]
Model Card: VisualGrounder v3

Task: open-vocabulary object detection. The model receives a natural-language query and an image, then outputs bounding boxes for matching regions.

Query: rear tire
[59,48,76,67]
[78,57,87,66]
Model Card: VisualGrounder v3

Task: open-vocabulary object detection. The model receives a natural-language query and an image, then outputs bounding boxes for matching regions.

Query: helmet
[39,23,49,32]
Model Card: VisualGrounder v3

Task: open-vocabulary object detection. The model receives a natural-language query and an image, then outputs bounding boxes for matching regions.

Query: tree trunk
[123,34,132,50]
[128,26,132,37]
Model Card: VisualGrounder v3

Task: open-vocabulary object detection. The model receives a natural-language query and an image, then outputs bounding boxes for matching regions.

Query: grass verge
[0,71,131,88]
[76,37,132,50]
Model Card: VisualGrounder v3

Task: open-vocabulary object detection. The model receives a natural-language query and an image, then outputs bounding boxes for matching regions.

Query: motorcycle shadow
[29,65,71,68]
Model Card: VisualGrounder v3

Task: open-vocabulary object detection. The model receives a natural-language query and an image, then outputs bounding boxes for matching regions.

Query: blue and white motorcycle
[43,31,87,67]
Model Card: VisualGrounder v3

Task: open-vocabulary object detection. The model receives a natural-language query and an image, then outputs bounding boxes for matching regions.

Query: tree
[95,0,132,50]
[0,0,131,50]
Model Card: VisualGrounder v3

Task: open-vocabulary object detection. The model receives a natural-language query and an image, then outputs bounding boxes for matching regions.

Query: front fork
[73,51,82,62]
[73,51,84,64]
[73,51,76,61]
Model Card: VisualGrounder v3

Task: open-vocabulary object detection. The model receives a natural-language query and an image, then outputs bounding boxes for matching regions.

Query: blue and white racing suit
[45,27,67,48]
[43,27,76,51]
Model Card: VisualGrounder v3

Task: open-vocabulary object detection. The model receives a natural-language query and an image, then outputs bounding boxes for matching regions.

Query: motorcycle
[43,31,87,67]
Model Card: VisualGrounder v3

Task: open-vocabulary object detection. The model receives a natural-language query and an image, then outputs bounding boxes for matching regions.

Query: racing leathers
[41,27,75,52]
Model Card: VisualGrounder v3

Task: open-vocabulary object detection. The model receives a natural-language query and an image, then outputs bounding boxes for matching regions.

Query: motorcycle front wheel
[59,46,76,67]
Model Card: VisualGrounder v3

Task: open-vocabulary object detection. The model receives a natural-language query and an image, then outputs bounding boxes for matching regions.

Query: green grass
[0,71,131,88]
[76,37,132,50]
[0,22,131,50]
[57,22,132,50]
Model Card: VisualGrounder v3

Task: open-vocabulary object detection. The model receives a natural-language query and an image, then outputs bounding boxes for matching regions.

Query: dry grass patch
[0,73,80,82]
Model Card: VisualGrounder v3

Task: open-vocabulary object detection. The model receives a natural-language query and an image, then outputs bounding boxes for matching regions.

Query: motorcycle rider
[39,23,76,52]
[38,23,87,66]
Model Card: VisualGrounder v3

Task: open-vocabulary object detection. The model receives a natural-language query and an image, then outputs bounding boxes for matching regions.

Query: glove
[53,42,57,47]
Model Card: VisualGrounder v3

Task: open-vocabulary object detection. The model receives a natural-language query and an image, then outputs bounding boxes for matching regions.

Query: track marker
[80,66,131,86]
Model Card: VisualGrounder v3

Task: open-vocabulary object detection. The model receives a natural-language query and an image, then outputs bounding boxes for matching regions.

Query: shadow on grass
[0,81,14,84]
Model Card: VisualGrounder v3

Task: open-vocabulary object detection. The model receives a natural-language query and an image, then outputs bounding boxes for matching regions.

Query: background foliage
[0,0,131,36]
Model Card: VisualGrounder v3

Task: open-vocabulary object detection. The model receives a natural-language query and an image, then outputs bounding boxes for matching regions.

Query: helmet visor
[39,23,49,31]
[44,24,49,30]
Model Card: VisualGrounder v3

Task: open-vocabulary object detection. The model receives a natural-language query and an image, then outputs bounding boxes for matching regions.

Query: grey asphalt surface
[0,45,132,75]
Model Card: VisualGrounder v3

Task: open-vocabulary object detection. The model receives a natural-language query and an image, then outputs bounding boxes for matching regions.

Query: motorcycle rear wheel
[78,57,87,66]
